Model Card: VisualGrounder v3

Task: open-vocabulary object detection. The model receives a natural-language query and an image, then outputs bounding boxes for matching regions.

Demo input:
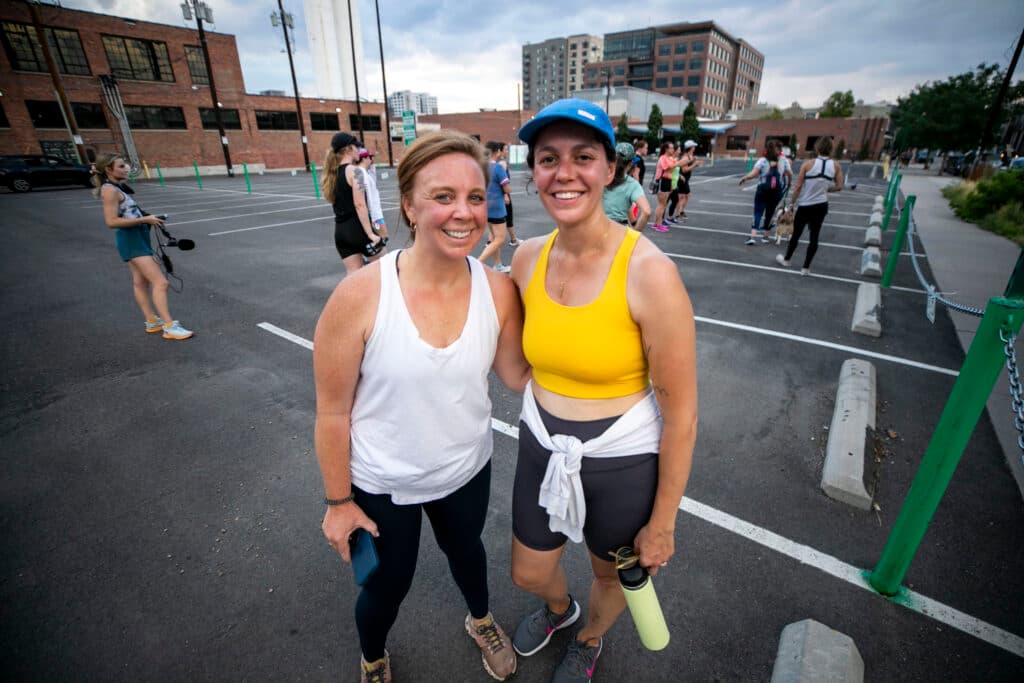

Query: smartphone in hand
[350,529,379,586]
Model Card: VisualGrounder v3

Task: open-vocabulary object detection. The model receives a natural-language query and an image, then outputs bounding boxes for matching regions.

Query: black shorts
[487,216,507,225]
[677,176,691,195]
[335,218,373,259]
[658,177,673,194]
[505,200,514,228]
[513,401,659,558]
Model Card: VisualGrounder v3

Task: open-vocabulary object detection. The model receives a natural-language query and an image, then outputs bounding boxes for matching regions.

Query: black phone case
[350,529,379,586]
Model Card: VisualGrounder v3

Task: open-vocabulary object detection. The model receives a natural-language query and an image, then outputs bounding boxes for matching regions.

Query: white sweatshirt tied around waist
[519,382,663,543]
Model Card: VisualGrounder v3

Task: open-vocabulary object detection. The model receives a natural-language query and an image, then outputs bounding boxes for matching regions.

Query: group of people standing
[314,98,697,683]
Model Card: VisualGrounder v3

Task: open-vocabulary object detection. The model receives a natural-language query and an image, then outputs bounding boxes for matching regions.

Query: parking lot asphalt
[2,159,1022,681]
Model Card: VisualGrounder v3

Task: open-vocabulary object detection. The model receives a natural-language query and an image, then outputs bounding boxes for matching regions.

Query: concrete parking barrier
[860,247,882,277]
[771,619,864,683]
[851,283,882,337]
[869,211,883,227]
[822,359,876,510]
[864,225,881,246]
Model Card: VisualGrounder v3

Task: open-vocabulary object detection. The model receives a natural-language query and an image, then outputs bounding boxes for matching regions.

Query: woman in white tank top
[313,131,530,682]
[776,136,844,275]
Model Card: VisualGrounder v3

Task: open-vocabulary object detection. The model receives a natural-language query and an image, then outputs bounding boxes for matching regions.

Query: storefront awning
[699,123,736,135]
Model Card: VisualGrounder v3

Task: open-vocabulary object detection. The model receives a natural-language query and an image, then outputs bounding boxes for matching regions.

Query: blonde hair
[92,152,122,198]
[320,147,342,203]
[397,131,488,241]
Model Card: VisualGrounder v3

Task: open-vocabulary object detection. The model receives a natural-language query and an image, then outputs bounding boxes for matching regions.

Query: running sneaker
[465,613,517,681]
[801,267,810,276]
[761,236,771,244]
[552,636,603,683]
[651,224,670,233]
[162,321,193,340]
[745,238,756,246]
[664,217,678,225]
[495,264,511,274]
[775,254,791,268]
[512,596,581,656]
[360,651,391,683]
[145,316,165,333]
[508,238,521,247]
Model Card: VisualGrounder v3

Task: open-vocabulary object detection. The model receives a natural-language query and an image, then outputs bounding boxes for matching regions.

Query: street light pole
[273,2,309,171]
[602,68,612,114]
[373,0,393,167]
[183,1,233,177]
[346,0,364,141]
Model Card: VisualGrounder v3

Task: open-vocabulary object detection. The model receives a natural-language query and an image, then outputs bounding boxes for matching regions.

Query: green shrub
[980,200,1024,246]
[941,181,975,214]
[959,169,1024,222]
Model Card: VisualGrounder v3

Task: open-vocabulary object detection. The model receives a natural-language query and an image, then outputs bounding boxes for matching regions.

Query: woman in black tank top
[321,132,385,274]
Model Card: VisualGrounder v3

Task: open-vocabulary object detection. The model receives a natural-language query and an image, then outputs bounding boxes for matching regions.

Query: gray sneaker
[512,596,581,656]
[552,636,602,682]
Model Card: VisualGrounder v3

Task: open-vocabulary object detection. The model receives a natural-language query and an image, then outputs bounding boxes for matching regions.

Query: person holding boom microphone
[93,153,192,340]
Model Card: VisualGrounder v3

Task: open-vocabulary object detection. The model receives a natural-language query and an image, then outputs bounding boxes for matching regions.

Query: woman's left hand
[633,522,675,577]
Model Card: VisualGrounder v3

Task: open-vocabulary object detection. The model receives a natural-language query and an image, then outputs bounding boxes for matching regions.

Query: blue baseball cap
[518,98,616,150]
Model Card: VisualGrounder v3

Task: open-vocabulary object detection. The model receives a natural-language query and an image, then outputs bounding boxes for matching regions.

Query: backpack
[758,161,783,200]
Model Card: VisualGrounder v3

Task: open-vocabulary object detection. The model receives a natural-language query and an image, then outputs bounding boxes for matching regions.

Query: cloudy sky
[61,0,1023,114]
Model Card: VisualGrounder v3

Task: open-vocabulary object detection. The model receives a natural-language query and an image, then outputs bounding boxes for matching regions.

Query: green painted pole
[242,163,252,194]
[882,172,902,232]
[868,292,1024,596]
[311,162,320,200]
[880,195,915,288]
[193,161,203,189]
[156,162,165,187]
[747,150,754,173]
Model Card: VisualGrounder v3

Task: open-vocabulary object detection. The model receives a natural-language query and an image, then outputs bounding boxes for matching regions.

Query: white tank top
[349,250,500,504]
[798,157,835,207]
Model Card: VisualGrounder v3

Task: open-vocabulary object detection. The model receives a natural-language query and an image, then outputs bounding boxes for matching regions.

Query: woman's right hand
[322,502,379,563]
[141,215,165,226]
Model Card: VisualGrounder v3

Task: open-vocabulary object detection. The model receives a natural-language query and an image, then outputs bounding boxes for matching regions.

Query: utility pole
[182,1,233,177]
[25,1,87,164]
[373,0,393,166]
[602,68,612,114]
[346,0,364,141]
[272,2,309,171]
[978,27,1024,157]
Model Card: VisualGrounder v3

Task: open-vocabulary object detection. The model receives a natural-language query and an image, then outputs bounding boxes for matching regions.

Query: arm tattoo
[354,167,368,194]
[652,383,670,398]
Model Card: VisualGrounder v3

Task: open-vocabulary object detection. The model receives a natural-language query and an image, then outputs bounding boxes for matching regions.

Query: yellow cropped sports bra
[522,229,649,399]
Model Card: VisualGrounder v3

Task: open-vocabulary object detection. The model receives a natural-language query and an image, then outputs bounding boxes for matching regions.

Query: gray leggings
[513,402,659,558]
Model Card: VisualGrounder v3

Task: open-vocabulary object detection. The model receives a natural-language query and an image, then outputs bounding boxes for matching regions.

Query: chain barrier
[903,200,986,317]
[1001,329,1024,463]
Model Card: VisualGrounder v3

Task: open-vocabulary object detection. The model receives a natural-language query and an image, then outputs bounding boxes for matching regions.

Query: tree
[820,90,855,118]
[760,107,784,120]
[646,104,663,149]
[890,63,1024,153]
[681,102,701,143]
[615,113,631,143]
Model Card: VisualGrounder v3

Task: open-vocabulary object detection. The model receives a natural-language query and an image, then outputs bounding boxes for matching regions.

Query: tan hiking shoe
[465,612,517,680]
[360,651,392,683]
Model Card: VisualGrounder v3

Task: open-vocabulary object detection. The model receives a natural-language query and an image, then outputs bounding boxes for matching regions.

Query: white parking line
[257,320,1017,658]
[208,215,327,236]
[663,223,923,256]
[666,252,926,294]
[171,203,329,225]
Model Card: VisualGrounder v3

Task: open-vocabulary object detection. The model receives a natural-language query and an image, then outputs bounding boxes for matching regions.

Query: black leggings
[784,202,829,268]
[353,463,491,661]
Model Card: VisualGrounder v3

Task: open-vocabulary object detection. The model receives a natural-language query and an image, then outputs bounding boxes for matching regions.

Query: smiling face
[401,152,487,255]
[530,120,615,228]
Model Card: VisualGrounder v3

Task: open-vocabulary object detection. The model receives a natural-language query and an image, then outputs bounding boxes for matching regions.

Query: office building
[388,90,438,117]
[522,34,602,110]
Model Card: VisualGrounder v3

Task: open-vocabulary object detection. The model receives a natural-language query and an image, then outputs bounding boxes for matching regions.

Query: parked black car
[0,154,93,192]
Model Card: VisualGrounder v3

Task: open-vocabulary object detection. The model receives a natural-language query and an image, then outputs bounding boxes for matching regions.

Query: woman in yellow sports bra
[507,99,698,681]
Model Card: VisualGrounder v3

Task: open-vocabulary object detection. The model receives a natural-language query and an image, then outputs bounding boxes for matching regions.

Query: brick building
[0,3,395,174]
[417,109,537,149]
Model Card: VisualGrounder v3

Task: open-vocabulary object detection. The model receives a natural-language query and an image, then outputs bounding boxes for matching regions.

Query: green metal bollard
[156,162,165,187]
[193,161,203,189]
[311,162,320,200]
[880,195,915,288]
[868,290,1024,596]
[882,172,902,232]
[747,150,754,173]
[243,163,252,194]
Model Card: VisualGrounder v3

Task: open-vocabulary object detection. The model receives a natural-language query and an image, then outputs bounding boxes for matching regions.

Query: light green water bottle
[615,547,670,651]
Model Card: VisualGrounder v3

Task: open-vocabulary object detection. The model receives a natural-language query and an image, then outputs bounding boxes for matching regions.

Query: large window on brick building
[0,102,8,128]
[255,110,299,130]
[184,45,209,86]
[125,105,187,129]
[349,114,382,132]
[310,112,339,131]
[1,22,90,75]
[726,135,750,150]
[199,107,241,130]
[24,100,102,128]
[72,103,107,128]
[102,35,174,82]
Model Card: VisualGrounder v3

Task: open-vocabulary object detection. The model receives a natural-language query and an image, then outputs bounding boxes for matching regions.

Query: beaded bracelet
[324,494,355,506]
